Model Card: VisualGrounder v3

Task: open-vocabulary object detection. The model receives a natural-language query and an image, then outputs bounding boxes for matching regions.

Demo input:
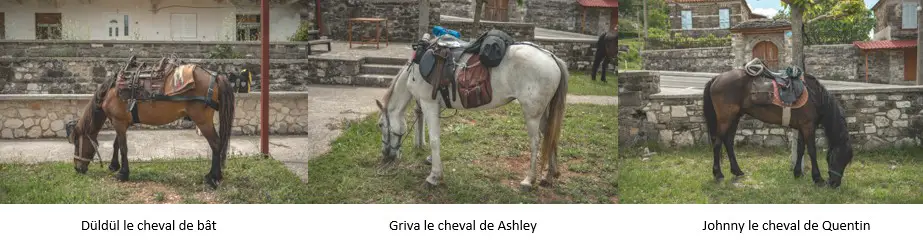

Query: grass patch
[0,156,312,204]
[618,38,643,71]
[0,104,617,204]
[568,71,616,96]
[619,145,923,204]
[304,103,618,203]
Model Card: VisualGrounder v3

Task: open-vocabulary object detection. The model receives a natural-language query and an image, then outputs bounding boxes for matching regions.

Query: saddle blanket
[771,77,809,108]
[165,64,197,96]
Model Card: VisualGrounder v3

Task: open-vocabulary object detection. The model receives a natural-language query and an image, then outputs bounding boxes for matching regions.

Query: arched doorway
[752,41,780,70]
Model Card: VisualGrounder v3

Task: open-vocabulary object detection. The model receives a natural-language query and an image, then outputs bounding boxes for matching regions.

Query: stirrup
[744,58,764,77]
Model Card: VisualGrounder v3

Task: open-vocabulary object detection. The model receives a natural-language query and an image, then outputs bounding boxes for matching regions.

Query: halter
[73,133,104,168]
[381,106,405,154]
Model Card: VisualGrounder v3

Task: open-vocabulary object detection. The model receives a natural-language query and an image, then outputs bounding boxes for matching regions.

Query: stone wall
[805,44,860,82]
[532,37,615,71]
[320,0,440,42]
[618,71,923,150]
[0,40,323,59]
[0,92,311,139]
[0,57,366,94]
[876,1,917,40]
[525,0,579,33]
[439,19,535,41]
[642,47,734,73]
[442,0,474,18]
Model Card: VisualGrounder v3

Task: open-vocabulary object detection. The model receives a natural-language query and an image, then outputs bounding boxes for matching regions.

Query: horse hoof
[519,182,533,192]
[794,171,804,178]
[204,175,221,189]
[714,176,724,182]
[732,171,745,177]
[813,178,826,187]
[424,156,432,165]
[108,164,120,172]
[425,174,440,186]
[539,179,553,187]
[115,172,129,182]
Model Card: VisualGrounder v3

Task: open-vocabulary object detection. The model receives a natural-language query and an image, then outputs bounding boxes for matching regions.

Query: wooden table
[348,18,389,49]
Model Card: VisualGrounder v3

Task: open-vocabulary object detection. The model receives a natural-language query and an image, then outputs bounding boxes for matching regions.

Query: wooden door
[905,49,917,81]
[484,0,510,22]
[752,41,779,70]
[611,9,618,31]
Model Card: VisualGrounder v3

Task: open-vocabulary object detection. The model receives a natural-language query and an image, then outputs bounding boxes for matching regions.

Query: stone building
[0,0,306,41]
[441,0,617,35]
[729,19,791,70]
[667,0,765,38]
[854,0,921,84]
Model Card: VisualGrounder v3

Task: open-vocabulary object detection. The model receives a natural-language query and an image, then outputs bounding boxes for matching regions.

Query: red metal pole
[260,0,270,156]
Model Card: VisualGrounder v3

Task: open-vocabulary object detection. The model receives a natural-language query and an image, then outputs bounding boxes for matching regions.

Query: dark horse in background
[703,69,854,187]
[590,31,618,82]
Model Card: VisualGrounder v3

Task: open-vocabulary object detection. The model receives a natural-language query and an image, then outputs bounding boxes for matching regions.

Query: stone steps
[361,64,404,75]
[364,57,407,66]
[355,74,395,87]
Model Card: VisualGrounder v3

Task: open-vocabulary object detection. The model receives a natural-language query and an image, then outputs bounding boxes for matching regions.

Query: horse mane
[803,74,853,150]
[76,76,116,136]
[381,61,411,108]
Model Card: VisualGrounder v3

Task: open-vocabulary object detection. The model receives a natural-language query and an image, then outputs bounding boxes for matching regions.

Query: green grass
[619,145,923,204]
[0,156,312,204]
[618,38,643,70]
[303,104,618,203]
[568,71,616,96]
[0,104,617,204]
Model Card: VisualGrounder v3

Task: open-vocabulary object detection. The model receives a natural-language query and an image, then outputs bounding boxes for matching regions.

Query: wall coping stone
[0,56,352,63]
[641,46,733,53]
[0,40,318,46]
[441,19,536,27]
[533,37,596,43]
[651,85,923,100]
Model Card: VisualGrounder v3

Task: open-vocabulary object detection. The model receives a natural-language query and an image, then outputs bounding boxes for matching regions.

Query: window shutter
[903,2,918,29]
[682,11,692,30]
[719,9,730,29]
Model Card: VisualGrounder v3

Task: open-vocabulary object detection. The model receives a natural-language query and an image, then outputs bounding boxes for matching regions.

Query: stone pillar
[618,71,661,148]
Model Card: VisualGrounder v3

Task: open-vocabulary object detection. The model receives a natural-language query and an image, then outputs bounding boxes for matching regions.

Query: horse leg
[725,115,745,177]
[108,134,121,172]
[519,103,545,191]
[421,101,443,186]
[600,57,610,82]
[591,46,604,81]
[540,110,558,186]
[793,133,806,178]
[191,116,222,188]
[801,126,824,185]
[113,121,130,182]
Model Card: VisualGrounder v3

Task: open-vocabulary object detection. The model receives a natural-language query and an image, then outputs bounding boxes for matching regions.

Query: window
[108,15,129,38]
[171,13,197,40]
[0,13,5,40]
[124,15,129,36]
[236,14,260,41]
[719,8,730,29]
[903,2,918,29]
[681,10,692,30]
[35,13,62,40]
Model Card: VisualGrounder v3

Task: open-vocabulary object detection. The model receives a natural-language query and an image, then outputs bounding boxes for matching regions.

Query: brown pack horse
[703,70,853,187]
[590,31,618,82]
[65,64,236,188]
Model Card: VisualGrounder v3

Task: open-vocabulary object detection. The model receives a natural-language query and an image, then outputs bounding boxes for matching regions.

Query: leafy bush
[288,21,316,41]
[207,45,243,59]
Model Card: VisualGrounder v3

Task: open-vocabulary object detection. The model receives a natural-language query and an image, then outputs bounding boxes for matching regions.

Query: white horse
[375,37,569,191]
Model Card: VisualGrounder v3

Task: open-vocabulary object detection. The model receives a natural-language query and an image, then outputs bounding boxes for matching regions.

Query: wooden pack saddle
[745,59,809,109]
[422,36,493,109]
[115,55,197,102]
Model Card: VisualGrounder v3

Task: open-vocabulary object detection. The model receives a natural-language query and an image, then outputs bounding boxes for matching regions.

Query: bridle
[381,106,406,155]
[72,128,104,168]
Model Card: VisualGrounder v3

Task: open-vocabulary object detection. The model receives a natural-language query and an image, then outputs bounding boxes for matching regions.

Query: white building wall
[0,0,301,41]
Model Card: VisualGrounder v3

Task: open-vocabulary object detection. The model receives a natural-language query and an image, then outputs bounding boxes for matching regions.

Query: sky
[746,0,880,18]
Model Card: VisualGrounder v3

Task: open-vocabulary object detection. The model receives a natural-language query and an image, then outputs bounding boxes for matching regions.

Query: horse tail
[217,74,236,169]
[540,55,569,171]
[703,76,719,144]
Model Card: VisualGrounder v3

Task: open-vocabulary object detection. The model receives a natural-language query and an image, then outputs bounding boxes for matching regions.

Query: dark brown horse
[66,62,236,188]
[591,31,618,82]
[703,70,853,187]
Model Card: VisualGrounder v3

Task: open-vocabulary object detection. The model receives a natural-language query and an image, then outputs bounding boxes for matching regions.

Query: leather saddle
[416,35,493,109]
[116,55,184,101]
[744,59,808,108]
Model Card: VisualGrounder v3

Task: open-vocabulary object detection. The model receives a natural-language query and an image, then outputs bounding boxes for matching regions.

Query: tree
[781,0,866,71]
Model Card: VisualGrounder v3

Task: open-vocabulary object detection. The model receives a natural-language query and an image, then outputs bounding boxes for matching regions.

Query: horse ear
[375,100,384,110]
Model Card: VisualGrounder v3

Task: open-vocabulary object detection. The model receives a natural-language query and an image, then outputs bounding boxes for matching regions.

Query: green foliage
[288,21,315,41]
[618,38,644,70]
[207,45,243,59]
[779,0,874,45]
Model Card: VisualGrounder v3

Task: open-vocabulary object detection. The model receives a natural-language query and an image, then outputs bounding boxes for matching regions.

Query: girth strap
[782,106,791,126]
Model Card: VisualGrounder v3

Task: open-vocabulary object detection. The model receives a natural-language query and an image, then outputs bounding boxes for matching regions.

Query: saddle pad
[455,54,492,108]
[771,77,809,109]
[420,48,437,79]
[164,64,197,96]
